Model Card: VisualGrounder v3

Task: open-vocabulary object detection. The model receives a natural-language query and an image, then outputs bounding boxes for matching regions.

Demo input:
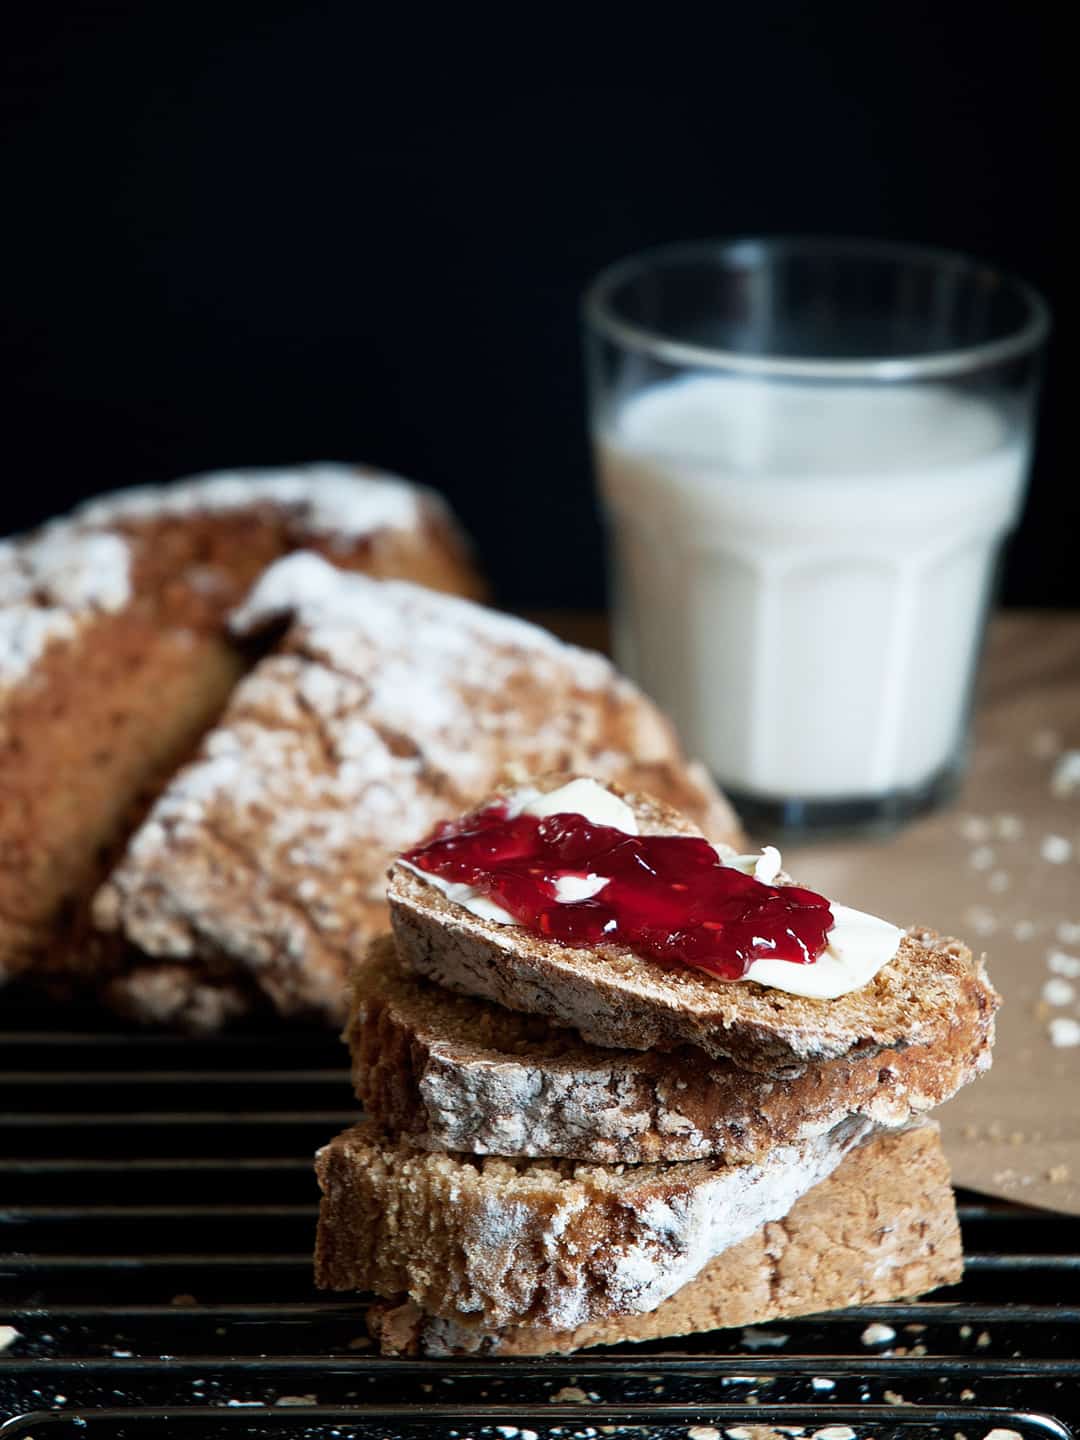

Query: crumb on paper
[1057,921,1080,945]
[1051,751,1080,796]
[1049,1016,1080,1048]
[1013,919,1037,941]
[1040,834,1073,864]
[0,1326,19,1352]
[959,815,990,842]
[550,1388,590,1404]
[1010,1131,1025,1145]
[988,870,1010,893]
[1043,977,1076,1006]
[1030,729,1062,758]
[965,905,998,936]
[1048,949,1080,977]
[1048,1164,1070,1183]
[860,1321,896,1345]
[993,813,1024,840]
[962,1123,978,1140]
[970,845,995,871]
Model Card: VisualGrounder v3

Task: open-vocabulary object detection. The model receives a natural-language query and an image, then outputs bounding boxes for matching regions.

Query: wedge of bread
[367,1121,961,1355]
[348,933,994,1163]
[315,1113,871,1329]
[93,557,741,1028]
[1,464,479,994]
[388,777,998,1077]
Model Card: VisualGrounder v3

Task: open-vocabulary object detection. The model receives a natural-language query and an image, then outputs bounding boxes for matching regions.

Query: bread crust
[388,783,999,1077]
[349,934,994,1163]
[367,1121,961,1355]
[314,1113,872,1328]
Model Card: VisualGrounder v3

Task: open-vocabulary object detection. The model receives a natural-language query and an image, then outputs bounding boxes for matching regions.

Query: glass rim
[582,235,1051,381]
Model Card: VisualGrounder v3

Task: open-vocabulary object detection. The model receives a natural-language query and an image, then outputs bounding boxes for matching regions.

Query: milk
[596,376,1030,801]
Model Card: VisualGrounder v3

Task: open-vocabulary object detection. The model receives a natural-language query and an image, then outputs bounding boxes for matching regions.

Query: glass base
[724,764,961,842]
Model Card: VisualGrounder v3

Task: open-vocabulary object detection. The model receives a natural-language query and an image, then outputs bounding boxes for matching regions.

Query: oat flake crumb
[1048,1164,1070,1183]
[1051,751,1080,796]
[688,1428,721,1440]
[550,1388,590,1404]
[861,1321,896,1345]
[1048,949,1080,977]
[1041,834,1073,864]
[1049,1016,1080,1048]
[740,1326,790,1348]
[1042,977,1076,1006]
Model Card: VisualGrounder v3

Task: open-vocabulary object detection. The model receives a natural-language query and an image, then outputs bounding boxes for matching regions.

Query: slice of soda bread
[93,558,741,1027]
[388,776,999,1077]
[367,1121,960,1355]
[348,933,994,1163]
[314,1113,872,1329]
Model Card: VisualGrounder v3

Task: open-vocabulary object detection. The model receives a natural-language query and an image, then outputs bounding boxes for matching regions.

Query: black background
[2,5,1068,608]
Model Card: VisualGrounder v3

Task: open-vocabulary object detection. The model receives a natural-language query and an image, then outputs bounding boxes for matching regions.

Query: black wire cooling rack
[2,1020,1078,1438]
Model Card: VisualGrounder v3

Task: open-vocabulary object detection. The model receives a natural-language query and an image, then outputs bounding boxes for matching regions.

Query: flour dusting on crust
[73,463,442,545]
[0,528,132,684]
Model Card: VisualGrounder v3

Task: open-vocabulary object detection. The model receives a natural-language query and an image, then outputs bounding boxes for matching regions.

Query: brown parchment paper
[782,613,1080,1216]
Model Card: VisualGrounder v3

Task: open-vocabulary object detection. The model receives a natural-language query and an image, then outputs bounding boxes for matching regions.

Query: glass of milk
[584,239,1049,833]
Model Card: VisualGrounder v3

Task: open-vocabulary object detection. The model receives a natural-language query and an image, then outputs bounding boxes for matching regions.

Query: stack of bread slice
[315,775,999,1355]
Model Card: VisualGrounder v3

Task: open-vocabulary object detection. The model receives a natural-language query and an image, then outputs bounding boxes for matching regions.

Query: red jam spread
[402,804,834,980]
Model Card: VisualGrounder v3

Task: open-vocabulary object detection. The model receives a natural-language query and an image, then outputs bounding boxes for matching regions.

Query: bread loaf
[95,559,740,1027]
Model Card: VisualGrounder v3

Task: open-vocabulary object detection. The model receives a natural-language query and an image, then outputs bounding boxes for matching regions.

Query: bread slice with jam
[388,774,999,1078]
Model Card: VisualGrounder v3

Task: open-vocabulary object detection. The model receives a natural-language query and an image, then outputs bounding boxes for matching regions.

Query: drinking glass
[584,238,1049,833]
